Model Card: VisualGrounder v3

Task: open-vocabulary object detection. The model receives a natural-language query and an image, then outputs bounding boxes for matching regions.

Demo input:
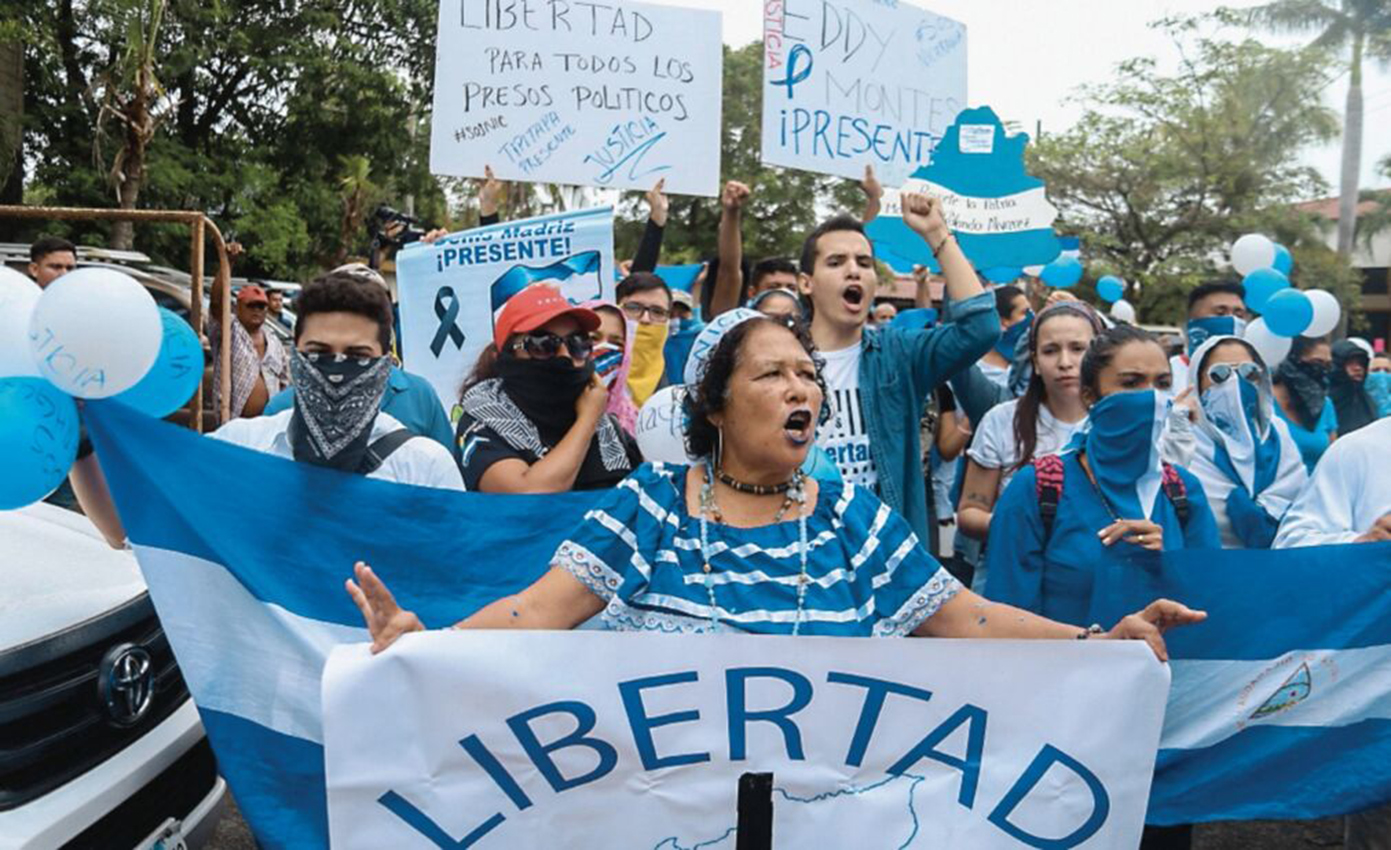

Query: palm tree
[1239,0,1391,257]
[336,155,378,265]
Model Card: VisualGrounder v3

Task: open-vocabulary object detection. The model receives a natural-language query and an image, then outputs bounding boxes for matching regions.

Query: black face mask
[1275,357,1331,428]
[288,349,393,471]
[495,354,594,441]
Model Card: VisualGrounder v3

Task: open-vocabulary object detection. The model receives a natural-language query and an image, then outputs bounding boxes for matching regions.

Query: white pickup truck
[0,502,227,849]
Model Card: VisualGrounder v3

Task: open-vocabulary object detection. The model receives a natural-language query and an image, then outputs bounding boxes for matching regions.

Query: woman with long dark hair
[956,301,1102,590]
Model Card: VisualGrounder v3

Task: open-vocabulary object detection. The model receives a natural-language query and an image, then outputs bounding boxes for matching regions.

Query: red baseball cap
[236,284,269,306]
[493,284,599,351]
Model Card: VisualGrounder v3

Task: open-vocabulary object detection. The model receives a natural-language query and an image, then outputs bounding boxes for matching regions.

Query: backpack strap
[1033,454,1066,541]
[357,428,417,475]
[1160,462,1191,530]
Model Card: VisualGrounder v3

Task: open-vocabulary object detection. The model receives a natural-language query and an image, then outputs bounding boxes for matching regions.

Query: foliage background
[1,7,1374,325]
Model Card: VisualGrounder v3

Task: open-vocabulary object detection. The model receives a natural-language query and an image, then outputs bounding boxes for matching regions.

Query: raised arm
[860,164,883,224]
[900,192,981,304]
[347,561,604,653]
[708,180,750,318]
[631,178,667,273]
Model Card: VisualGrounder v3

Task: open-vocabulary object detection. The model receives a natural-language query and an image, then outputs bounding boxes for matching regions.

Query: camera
[367,205,425,267]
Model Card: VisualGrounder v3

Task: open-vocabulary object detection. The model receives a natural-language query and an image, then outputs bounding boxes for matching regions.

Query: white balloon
[635,385,695,465]
[0,267,42,378]
[1303,289,1341,337]
[1110,299,1136,324]
[27,267,162,398]
[1244,317,1292,368]
[1231,233,1277,276]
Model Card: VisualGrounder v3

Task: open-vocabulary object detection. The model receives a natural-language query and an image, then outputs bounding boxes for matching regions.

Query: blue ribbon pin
[772,44,813,99]
[430,286,466,357]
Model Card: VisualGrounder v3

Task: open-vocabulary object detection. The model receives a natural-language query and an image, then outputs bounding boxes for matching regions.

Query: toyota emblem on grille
[98,643,155,727]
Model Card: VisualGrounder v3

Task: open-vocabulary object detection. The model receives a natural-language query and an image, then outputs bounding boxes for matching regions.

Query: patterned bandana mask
[288,349,393,471]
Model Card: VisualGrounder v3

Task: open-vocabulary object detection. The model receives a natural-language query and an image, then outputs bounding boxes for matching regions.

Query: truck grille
[0,593,190,810]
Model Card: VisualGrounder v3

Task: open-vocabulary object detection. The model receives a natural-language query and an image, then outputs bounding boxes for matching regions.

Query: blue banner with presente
[396,207,615,418]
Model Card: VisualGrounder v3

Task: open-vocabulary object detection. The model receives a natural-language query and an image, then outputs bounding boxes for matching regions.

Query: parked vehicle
[0,503,227,849]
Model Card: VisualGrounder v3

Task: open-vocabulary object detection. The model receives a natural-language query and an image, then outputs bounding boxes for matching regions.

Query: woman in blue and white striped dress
[348,313,1202,652]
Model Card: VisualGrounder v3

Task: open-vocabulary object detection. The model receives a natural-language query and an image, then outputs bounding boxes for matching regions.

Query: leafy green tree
[1231,0,1391,259]
[1030,19,1362,324]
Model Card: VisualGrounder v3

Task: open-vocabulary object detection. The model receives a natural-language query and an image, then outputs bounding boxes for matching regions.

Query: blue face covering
[1186,315,1247,357]
[995,311,1033,360]
[1200,376,1278,496]
[1083,389,1166,520]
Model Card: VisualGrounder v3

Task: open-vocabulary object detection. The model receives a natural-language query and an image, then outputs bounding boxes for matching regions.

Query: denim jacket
[861,291,1000,544]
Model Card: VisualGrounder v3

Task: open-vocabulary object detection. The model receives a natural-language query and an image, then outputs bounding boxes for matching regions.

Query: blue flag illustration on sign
[489,251,604,318]
[866,106,1063,274]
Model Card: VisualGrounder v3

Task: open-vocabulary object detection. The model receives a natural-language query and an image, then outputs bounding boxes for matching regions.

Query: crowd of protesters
[22,161,1391,849]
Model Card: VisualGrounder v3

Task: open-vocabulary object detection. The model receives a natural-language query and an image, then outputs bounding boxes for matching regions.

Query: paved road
[207,795,1345,849]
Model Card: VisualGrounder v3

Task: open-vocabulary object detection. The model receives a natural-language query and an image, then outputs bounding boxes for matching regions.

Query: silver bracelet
[1076,623,1105,640]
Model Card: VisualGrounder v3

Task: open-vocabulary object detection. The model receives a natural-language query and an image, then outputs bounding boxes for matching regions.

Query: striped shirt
[555,463,961,636]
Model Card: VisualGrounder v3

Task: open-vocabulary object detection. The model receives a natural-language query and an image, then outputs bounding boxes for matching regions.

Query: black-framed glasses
[1207,361,1263,385]
[621,301,671,323]
[512,331,594,361]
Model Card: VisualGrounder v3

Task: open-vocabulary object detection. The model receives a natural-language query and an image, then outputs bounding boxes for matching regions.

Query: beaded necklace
[697,459,811,635]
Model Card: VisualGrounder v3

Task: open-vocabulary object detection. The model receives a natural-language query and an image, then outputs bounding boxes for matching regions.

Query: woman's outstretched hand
[1104,599,1207,662]
[345,561,425,654]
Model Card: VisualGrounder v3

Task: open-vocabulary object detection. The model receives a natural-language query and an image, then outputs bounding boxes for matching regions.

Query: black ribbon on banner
[430,286,466,357]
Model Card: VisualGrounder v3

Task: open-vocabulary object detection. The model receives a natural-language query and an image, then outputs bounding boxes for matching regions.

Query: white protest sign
[761,0,967,185]
[429,0,722,196]
[396,207,615,416]
[324,631,1168,849]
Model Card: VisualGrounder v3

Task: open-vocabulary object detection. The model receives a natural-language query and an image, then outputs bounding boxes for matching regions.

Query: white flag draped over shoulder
[323,632,1168,849]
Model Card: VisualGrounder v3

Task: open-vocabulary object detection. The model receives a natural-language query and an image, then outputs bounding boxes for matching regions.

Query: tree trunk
[110,112,147,250]
[1335,35,1363,260]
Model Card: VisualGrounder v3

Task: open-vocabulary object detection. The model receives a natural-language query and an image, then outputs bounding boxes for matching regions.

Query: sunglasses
[1206,361,1263,385]
[512,331,594,361]
[621,301,671,322]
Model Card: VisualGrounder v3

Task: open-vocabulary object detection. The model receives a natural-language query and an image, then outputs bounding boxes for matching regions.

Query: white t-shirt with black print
[817,344,880,491]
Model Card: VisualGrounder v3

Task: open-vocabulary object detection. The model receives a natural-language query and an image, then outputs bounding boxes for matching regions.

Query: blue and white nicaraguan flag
[83,401,1391,847]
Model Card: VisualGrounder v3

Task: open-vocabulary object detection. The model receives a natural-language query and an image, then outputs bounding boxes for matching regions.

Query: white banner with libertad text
[323,631,1169,848]
[429,0,722,196]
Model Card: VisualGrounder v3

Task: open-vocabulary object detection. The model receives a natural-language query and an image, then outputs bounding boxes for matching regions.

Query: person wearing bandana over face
[616,272,674,408]
[984,324,1222,622]
[977,285,1032,391]
[1272,335,1338,472]
[454,286,641,493]
[586,300,639,436]
[1329,339,1378,436]
[71,271,463,548]
[1168,281,1248,398]
[1185,336,1307,549]
[983,324,1220,850]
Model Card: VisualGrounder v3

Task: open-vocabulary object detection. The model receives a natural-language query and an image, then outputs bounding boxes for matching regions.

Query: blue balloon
[1243,267,1289,314]
[1040,256,1083,288]
[112,308,205,418]
[1263,288,1314,338]
[1272,244,1293,275]
[1096,275,1125,303]
[0,377,80,509]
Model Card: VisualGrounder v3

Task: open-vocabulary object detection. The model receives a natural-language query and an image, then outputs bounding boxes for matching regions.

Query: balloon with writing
[0,377,80,509]
[113,308,205,418]
[27,267,162,398]
[865,106,1062,274]
[636,385,690,465]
